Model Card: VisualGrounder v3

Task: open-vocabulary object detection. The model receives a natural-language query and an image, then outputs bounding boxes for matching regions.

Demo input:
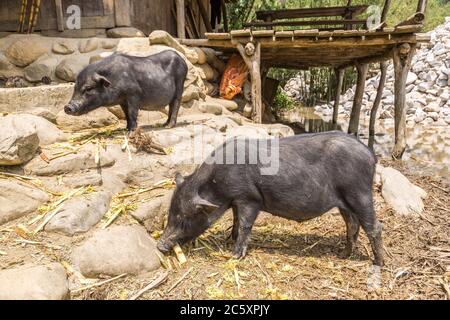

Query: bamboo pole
[176,0,186,39]
[18,0,28,33]
[381,0,392,23]
[417,0,427,14]
[332,68,344,125]
[196,0,213,33]
[348,63,368,136]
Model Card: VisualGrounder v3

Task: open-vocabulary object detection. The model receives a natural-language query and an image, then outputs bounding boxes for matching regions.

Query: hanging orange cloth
[219,54,249,100]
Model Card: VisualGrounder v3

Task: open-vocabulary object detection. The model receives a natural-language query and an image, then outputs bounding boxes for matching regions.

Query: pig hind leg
[232,202,260,259]
[339,208,360,258]
[121,101,139,132]
[164,78,184,128]
[344,195,384,266]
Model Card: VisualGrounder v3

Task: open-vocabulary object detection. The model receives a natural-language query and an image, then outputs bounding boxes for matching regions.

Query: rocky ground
[285,18,450,126]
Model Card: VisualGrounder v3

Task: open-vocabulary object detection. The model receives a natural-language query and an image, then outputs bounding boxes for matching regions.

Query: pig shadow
[201,230,371,263]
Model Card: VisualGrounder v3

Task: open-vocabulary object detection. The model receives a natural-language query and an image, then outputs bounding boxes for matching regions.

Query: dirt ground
[0,158,449,300]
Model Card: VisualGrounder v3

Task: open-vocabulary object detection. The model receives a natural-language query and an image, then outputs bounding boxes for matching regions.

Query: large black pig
[64,50,188,131]
[158,131,384,266]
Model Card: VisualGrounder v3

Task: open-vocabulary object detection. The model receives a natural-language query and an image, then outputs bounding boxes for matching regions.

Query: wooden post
[176,0,186,39]
[348,63,368,135]
[237,42,262,123]
[368,61,388,150]
[417,0,427,14]
[114,0,132,27]
[381,0,391,23]
[392,43,415,159]
[54,0,64,31]
[221,0,229,32]
[196,0,213,33]
[332,67,344,125]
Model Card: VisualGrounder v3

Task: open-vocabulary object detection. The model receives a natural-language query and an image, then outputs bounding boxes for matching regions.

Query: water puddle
[281,107,450,179]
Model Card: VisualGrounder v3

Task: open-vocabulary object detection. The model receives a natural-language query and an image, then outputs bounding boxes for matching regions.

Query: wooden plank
[114,0,131,27]
[195,0,212,33]
[415,33,431,42]
[102,0,114,15]
[230,29,251,37]
[255,5,369,20]
[395,13,425,27]
[54,0,64,32]
[275,30,294,38]
[176,0,185,39]
[317,31,334,38]
[205,32,231,40]
[252,30,274,37]
[244,19,367,28]
[39,15,115,30]
[293,29,319,37]
[394,24,423,33]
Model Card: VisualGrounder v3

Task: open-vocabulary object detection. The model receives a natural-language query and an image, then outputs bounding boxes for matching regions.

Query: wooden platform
[180,26,430,69]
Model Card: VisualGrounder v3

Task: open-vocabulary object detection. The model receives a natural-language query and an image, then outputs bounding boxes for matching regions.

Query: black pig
[158,131,384,266]
[64,50,188,131]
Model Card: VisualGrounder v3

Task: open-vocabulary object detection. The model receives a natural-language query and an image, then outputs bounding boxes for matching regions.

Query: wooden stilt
[392,43,415,159]
[236,42,262,123]
[332,67,344,125]
[176,0,186,39]
[347,63,368,135]
[368,61,388,150]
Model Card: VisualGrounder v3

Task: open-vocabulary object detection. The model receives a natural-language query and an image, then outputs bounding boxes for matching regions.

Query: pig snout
[157,238,174,253]
[64,102,81,115]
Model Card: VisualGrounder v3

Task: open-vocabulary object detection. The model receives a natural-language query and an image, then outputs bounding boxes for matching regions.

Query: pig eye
[83,86,95,94]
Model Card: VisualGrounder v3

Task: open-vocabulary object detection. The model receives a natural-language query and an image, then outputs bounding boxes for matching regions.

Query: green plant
[273,87,295,112]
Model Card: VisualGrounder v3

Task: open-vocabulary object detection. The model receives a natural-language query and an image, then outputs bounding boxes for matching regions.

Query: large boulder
[0,116,39,165]
[45,192,112,235]
[24,149,115,176]
[0,179,49,225]
[55,55,90,82]
[0,263,69,300]
[130,190,173,232]
[6,114,67,145]
[148,30,185,54]
[380,167,427,216]
[71,225,161,277]
[4,38,47,67]
[23,56,58,83]
[56,108,118,131]
[107,27,145,38]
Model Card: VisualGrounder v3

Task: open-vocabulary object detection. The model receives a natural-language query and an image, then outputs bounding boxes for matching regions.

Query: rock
[206,96,238,111]
[0,53,14,73]
[5,114,66,145]
[205,116,239,132]
[56,108,118,131]
[428,111,439,121]
[194,47,207,64]
[380,167,427,216]
[195,63,215,81]
[24,149,115,176]
[0,115,39,165]
[423,102,440,113]
[52,41,76,55]
[107,27,145,38]
[182,85,201,103]
[107,105,126,119]
[71,225,161,277]
[0,179,49,225]
[79,38,98,53]
[101,39,117,49]
[27,107,57,123]
[184,47,199,64]
[130,191,173,232]
[45,192,111,235]
[243,103,253,118]
[201,48,226,73]
[227,126,270,139]
[406,72,418,85]
[62,172,103,188]
[4,38,47,67]
[199,101,223,115]
[204,81,219,96]
[89,51,113,64]
[23,56,58,83]
[55,55,90,82]
[418,82,432,92]
[148,30,185,54]
[0,263,69,300]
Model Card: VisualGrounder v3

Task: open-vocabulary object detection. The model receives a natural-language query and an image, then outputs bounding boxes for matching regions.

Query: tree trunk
[368,61,388,150]
[392,43,415,159]
[348,63,368,135]
[332,67,344,125]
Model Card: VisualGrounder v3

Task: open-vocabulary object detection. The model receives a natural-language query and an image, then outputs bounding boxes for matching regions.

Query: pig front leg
[232,202,260,259]
[121,100,139,132]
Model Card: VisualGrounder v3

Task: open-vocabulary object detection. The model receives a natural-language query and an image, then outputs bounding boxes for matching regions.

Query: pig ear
[92,73,111,87]
[175,172,185,185]
[193,194,219,209]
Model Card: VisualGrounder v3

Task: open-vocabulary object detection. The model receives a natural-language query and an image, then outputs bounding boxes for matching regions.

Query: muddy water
[281,107,450,179]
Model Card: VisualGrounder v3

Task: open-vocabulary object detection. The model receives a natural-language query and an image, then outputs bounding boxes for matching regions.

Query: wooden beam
[332,68,345,125]
[195,0,213,33]
[244,19,367,28]
[392,43,416,159]
[417,0,427,14]
[381,0,391,23]
[348,63,368,135]
[114,0,131,27]
[176,0,186,39]
[54,0,64,32]
[255,6,369,20]
[368,61,388,150]
[236,42,262,123]
[395,13,425,27]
